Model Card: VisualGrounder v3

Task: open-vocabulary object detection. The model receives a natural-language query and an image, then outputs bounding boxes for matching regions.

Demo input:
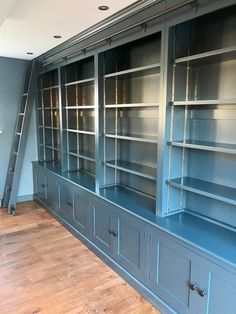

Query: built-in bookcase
[167,5,236,229]
[100,33,161,214]
[61,56,96,190]
[38,69,61,168]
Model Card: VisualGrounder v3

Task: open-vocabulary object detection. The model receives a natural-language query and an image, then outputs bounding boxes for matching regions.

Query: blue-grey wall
[0,57,38,202]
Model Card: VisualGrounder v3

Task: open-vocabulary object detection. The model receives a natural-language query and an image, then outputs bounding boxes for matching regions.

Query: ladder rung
[22,93,28,97]
[19,113,24,116]
[16,132,21,135]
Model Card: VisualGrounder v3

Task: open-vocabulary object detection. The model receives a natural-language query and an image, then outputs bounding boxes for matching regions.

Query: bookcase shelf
[60,56,96,186]
[101,32,161,213]
[38,69,61,164]
[166,5,236,229]
[168,177,236,207]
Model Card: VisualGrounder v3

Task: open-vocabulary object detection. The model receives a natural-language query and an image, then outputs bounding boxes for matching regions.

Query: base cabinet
[33,168,47,203]
[149,228,236,314]
[33,164,236,314]
[47,175,58,211]
[58,180,74,223]
[73,189,92,237]
[92,197,148,283]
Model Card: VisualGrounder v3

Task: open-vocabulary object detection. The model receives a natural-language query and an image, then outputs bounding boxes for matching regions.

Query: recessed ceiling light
[26,52,33,55]
[98,5,109,11]
[53,35,62,39]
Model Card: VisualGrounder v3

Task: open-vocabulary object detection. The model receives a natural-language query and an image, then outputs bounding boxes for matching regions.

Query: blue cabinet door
[73,188,92,237]
[92,198,114,257]
[46,174,58,212]
[149,228,198,314]
[58,180,74,223]
[113,212,148,283]
[191,257,236,314]
[34,168,47,203]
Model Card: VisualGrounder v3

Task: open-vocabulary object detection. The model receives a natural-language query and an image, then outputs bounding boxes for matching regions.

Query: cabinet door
[58,181,74,223]
[73,188,92,237]
[34,168,47,203]
[191,258,236,314]
[113,212,148,283]
[47,174,58,211]
[92,198,114,257]
[149,229,197,314]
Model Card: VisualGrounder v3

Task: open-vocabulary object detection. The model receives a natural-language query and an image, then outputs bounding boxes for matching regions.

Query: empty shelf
[64,77,95,86]
[67,150,95,162]
[105,160,156,180]
[170,140,236,154]
[100,184,156,214]
[63,170,95,192]
[66,129,95,135]
[104,63,160,78]
[168,177,236,206]
[105,132,158,143]
[40,85,59,91]
[105,103,159,108]
[175,46,236,65]
[63,105,95,109]
[172,99,236,106]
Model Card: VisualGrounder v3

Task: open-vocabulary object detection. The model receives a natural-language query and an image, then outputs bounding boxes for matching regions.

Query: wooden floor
[0,201,160,314]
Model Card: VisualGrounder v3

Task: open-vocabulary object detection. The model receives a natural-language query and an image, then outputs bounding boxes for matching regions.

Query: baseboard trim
[17,194,34,202]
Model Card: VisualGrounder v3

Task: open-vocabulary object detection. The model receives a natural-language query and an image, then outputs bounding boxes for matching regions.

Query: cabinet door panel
[114,213,148,282]
[47,175,58,211]
[35,169,47,203]
[92,199,113,256]
[73,189,91,237]
[58,181,74,223]
[191,258,236,314]
[149,229,197,314]
[207,271,236,314]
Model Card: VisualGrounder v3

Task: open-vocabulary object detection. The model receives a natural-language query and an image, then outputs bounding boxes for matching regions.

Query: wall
[0,57,38,202]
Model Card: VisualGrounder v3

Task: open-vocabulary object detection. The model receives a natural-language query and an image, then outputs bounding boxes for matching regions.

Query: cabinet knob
[66,201,72,207]
[198,289,206,297]
[189,283,197,291]
[111,231,118,237]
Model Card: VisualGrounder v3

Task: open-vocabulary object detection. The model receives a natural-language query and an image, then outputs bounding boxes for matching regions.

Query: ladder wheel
[9,206,15,215]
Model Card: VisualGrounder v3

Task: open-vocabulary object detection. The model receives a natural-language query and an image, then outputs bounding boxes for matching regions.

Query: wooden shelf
[175,46,236,65]
[100,184,156,214]
[63,105,95,109]
[64,77,95,87]
[172,99,236,106]
[105,103,159,108]
[168,177,236,206]
[104,63,160,79]
[105,160,156,180]
[67,150,95,162]
[63,170,95,192]
[40,85,59,91]
[105,132,158,143]
[169,140,236,154]
[66,129,95,135]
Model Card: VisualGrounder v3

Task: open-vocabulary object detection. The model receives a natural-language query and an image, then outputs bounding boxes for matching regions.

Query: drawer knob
[190,283,197,291]
[198,289,206,297]
[66,201,72,207]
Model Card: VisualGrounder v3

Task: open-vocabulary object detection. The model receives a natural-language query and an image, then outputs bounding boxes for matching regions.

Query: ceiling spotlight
[53,35,62,39]
[98,5,109,11]
[26,52,34,55]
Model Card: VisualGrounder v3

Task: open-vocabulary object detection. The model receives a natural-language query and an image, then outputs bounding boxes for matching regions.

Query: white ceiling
[0,0,137,60]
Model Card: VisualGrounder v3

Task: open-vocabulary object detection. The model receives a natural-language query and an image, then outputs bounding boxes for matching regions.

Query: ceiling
[0,0,137,60]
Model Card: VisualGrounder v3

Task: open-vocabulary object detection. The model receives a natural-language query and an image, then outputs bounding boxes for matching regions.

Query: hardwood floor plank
[0,201,160,314]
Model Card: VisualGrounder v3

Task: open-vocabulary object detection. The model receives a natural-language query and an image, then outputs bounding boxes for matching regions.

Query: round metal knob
[198,289,206,297]
[190,283,197,291]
